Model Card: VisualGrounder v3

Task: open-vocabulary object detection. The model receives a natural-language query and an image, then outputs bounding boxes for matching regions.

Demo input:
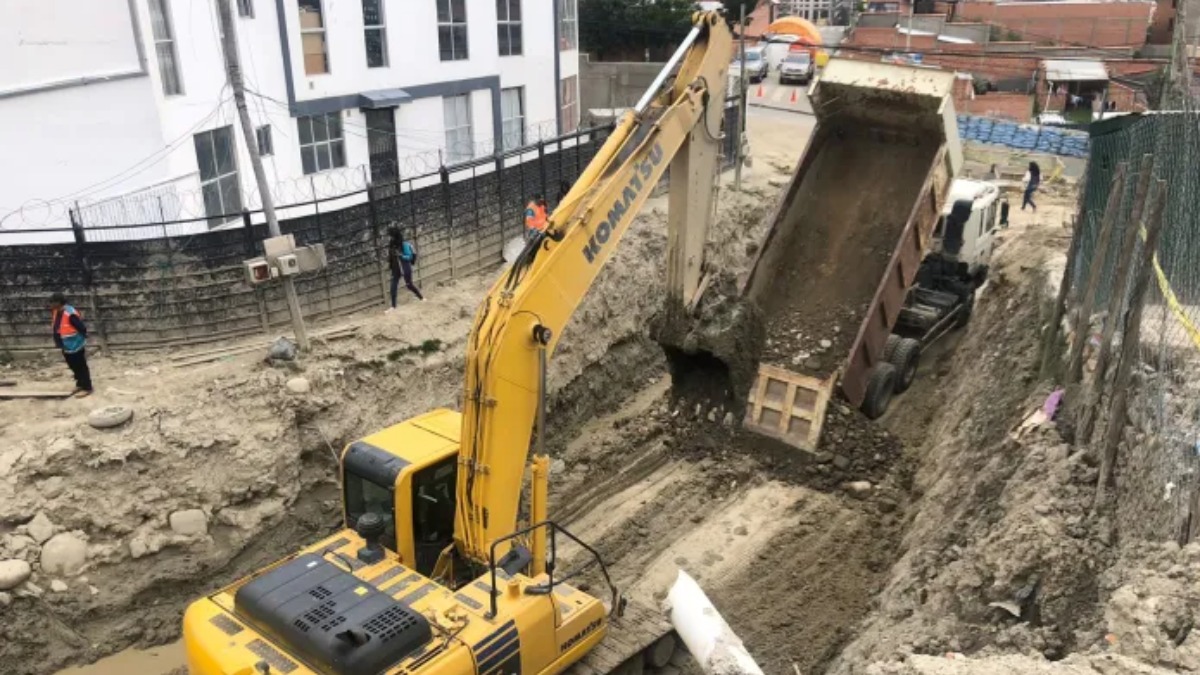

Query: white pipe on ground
[665,569,765,675]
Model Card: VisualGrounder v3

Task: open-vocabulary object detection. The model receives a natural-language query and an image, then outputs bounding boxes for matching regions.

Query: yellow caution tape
[1138,224,1200,351]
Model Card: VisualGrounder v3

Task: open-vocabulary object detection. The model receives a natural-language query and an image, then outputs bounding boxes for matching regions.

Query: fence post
[68,208,107,351]
[242,211,271,335]
[441,165,456,279]
[366,183,390,308]
[1065,163,1128,385]
[408,179,422,286]
[1096,182,1168,507]
[309,176,335,319]
[496,155,508,245]
[471,164,482,272]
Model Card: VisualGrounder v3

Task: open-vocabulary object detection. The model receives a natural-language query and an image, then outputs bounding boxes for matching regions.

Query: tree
[581,0,758,61]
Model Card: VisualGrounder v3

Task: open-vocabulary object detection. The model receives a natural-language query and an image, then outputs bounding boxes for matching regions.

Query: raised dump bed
[741,59,963,451]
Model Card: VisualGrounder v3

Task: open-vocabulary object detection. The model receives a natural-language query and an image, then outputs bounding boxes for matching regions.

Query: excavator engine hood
[233,553,433,674]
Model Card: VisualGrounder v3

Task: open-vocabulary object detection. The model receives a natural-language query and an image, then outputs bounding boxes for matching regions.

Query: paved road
[744,77,814,115]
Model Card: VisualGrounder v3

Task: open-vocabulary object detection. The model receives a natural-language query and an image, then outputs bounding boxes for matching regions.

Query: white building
[0,0,580,236]
[777,0,832,23]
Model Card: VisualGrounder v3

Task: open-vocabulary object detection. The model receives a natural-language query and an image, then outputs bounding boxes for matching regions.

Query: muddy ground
[2,115,1193,675]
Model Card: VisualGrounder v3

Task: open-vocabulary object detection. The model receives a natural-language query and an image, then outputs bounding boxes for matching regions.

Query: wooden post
[1065,163,1128,385]
[1077,161,1153,445]
[1095,182,1167,507]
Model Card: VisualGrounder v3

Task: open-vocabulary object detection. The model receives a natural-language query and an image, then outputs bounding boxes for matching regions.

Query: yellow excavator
[182,8,732,675]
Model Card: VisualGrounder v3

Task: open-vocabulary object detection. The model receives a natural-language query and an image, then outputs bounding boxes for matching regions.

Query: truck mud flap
[742,364,835,452]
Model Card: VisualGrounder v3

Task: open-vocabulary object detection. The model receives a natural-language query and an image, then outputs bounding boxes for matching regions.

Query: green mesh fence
[1071,99,1200,541]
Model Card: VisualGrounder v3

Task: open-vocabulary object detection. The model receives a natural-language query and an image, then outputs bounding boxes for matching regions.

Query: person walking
[1022,161,1041,212]
[524,194,548,242]
[387,228,424,310]
[50,292,92,397]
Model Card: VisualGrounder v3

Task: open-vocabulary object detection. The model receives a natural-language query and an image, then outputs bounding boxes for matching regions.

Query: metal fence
[0,101,742,354]
[1054,51,1200,544]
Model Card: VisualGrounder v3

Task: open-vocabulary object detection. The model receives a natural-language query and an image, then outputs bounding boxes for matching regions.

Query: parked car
[729,48,769,83]
[779,51,815,85]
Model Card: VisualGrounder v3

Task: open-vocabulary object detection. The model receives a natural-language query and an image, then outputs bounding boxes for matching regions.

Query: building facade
[0,0,580,233]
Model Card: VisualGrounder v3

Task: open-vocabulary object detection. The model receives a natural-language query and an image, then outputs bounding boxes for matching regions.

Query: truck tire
[890,338,921,393]
[956,291,976,328]
[883,334,901,363]
[862,363,897,420]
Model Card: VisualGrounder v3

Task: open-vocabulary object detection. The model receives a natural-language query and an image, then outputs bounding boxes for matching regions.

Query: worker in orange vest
[50,292,93,397]
[524,194,548,242]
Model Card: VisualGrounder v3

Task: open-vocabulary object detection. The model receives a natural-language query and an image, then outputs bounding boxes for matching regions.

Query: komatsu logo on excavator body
[581,142,665,264]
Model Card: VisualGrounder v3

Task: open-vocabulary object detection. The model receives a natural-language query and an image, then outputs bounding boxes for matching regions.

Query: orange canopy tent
[766,17,823,47]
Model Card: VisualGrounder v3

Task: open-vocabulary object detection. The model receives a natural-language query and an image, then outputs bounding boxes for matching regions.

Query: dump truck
[740,58,971,450]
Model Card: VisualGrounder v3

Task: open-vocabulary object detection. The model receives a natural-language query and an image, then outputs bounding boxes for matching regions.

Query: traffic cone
[756,83,764,98]
[789,88,798,103]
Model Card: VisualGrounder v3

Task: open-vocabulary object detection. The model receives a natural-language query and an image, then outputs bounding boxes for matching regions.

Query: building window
[299,0,329,75]
[560,76,579,134]
[437,0,469,61]
[194,127,242,227]
[558,0,577,51]
[443,94,474,164]
[497,0,522,56]
[298,113,346,174]
[237,0,254,18]
[363,0,387,67]
[501,87,525,150]
[256,125,274,156]
[148,0,182,95]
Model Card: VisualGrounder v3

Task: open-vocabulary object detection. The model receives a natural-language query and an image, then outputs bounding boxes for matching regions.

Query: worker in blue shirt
[387,228,424,310]
[50,292,93,397]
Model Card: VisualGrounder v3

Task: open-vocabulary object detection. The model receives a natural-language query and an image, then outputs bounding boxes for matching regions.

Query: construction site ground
[2,110,1195,675]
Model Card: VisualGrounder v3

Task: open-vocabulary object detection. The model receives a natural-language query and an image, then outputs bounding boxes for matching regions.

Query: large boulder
[41,533,88,576]
[169,509,209,536]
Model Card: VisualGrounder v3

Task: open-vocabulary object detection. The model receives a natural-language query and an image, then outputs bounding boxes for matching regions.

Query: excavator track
[566,600,680,674]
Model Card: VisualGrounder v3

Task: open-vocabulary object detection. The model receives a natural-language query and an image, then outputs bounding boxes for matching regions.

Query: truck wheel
[883,334,901,363]
[956,292,976,328]
[862,363,897,420]
[890,338,921,393]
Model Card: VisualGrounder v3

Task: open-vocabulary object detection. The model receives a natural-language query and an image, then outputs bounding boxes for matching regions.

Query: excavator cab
[340,410,462,577]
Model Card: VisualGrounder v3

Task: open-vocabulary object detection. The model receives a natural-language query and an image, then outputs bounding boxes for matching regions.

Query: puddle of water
[55,641,184,675]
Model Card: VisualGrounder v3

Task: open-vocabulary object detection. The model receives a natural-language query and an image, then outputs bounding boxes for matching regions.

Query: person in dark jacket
[1022,161,1041,212]
[50,292,93,397]
[387,228,424,310]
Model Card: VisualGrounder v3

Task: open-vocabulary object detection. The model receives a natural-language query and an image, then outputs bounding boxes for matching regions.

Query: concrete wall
[0,128,610,353]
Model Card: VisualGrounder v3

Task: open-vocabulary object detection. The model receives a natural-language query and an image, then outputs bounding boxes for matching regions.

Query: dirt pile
[754,132,939,377]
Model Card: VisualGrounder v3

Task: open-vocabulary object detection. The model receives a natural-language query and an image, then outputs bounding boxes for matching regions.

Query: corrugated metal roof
[1043,59,1109,82]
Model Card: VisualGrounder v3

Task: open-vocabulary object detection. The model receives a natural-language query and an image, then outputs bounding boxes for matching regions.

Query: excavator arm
[452,9,734,567]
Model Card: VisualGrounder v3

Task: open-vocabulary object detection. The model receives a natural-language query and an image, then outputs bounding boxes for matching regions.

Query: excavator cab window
[345,474,397,551]
[412,458,457,576]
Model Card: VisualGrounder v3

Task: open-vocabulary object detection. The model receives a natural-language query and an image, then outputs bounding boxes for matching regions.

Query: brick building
[955,0,1156,49]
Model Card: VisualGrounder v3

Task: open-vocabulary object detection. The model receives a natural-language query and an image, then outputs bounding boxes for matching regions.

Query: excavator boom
[454,9,733,567]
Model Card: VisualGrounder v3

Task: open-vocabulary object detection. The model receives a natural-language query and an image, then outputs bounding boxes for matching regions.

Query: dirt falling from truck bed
[756,129,939,377]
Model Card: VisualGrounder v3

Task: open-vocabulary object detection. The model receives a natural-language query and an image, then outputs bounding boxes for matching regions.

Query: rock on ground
[39,533,88,577]
[0,559,32,590]
[25,512,55,544]
[168,509,209,536]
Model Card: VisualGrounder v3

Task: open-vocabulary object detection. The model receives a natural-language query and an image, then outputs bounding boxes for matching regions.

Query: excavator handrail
[484,520,620,620]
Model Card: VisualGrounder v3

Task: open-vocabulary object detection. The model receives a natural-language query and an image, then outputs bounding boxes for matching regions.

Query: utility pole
[215,0,310,350]
[905,0,915,52]
[735,2,748,191]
